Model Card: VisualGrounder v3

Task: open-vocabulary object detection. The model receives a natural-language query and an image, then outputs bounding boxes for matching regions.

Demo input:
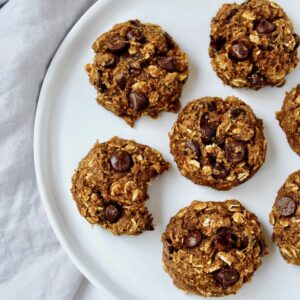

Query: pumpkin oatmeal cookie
[276,84,300,156]
[162,200,267,297]
[209,0,299,90]
[71,137,169,235]
[270,170,300,265]
[86,19,188,126]
[169,96,266,190]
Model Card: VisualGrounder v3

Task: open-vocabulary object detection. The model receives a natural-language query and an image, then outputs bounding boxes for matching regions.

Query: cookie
[269,170,300,265]
[276,84,300,156]
[86,20,189,126]
[169,96,266,190]
[162,200,267,297]
[209,0,299,90]
[71,136,169,235]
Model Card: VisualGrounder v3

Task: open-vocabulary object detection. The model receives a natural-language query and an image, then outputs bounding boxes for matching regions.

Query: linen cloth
[0,0,96,299]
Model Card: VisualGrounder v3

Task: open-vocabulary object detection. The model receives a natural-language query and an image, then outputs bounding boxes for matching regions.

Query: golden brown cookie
[71,137,169,235]
[162,200,267,297]
[169,96,266,190]
[276,84,300,156]
[209,0,299,90]
[269,170,300,265]
[86,20,188,126]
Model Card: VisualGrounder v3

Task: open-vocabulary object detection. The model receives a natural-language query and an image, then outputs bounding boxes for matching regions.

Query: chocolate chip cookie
[209,0,299,89]
[276,84,300,156]
[169,96,266,190]
[86,20,189,126]
[270,170,300,265]
[162,200,267,297]
[71,137,169,235]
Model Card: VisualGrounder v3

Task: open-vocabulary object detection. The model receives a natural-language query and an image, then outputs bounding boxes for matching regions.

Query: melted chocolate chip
[97,82,107,93]
[225,142,245,164]
[200,112,210,126]
[126,28,145,43]
[294,34,300,49]
[276,196,297,217]
[215,227,237,250]
[116,73,126,90]
[128,92,149,111]
[164,32,174,49]
[208,101,217,112]
[256,19,275,34]
[158,57,177,72]
[183,231,202,248]
[186,140,201,157]
[229,42,250,60]
[104,203,122,223]
[215,268,239,288]
[237,237,249,251]
[225,8,238,23]
[110,151,132,172]
[201,124,217,145]
[107,36,127,54]
[210,36,226,52]
[231,107,246,118]
[129,19,142,27]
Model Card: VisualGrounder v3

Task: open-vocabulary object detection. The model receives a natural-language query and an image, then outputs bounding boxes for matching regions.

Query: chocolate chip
[225,8,238,23]
[231,108,245,118]
[215,227,237,250]
[110,150,132,172]
[210,36,226,52]
[107,36,127,54]
[186,140,201,157]
[158,57,177,72]
[104,204,121,223]
[201,124,217,145]
[237,237,249,251]
[116,73,126,90]
[208,101,217,112]
[97,82,107,92]
[200,112,210,126]
[294,34,300,49]
[276,196,297,217]
[126,28,145,43]
[225,142,245,164]
[164,32,174,49]
[129,19,142,27]
[229,42,250,60]
[256,19,275,34]
[129,92,149,111]
[215,268,239,288]
[212,163,228,180]
[183,231,202,248]
[247,73,264,86]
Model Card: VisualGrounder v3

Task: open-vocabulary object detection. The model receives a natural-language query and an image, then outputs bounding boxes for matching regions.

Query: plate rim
[34,0,120,299]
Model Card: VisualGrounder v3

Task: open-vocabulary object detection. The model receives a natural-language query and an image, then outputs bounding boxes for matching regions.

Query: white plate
[34,0,300,299]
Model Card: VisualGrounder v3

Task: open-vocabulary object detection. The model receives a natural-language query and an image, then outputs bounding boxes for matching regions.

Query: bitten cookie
[169,96,266,190]
[269,170,300,265]
[162,200,267,297]
[86,20,188,126]
[276,84,300,156]
[209,0,299,90]
[71,137,169,235]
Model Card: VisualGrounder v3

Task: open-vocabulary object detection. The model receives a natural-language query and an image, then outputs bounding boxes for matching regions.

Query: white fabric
[0,0,96,299]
